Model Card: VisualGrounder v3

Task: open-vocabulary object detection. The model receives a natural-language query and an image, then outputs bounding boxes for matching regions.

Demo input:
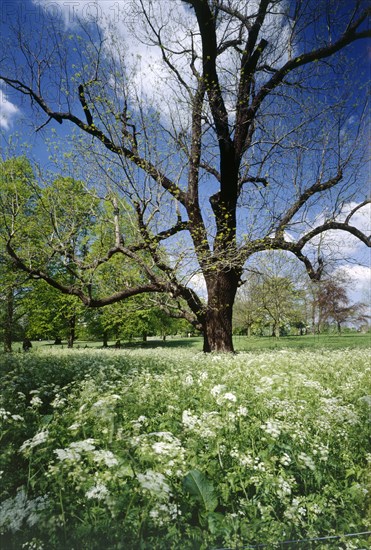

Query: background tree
[313,274,369,333]
[0,260,30,352]
[233,275,264,337]
[0,1,370,351]
[234,254,308,337]
[0,157,37,351]
[22,280,84,347]
[258,275,304,337]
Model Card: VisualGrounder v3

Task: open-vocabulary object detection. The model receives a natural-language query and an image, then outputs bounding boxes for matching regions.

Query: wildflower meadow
[0,347,370,549]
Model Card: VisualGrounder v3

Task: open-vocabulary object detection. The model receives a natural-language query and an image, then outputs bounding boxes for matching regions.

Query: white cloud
[31,0,294,130]
[305,202,370,259]
[188,272,207,297]
[337,264,371,307]
[0,87,20,130]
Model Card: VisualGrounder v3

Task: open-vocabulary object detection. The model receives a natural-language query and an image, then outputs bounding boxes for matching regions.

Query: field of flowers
[0,347,370,549]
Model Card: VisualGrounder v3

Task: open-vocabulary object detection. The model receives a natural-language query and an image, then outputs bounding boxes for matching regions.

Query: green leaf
[40,414,53,426]
[183,469,218,512]
[206,512,226,535]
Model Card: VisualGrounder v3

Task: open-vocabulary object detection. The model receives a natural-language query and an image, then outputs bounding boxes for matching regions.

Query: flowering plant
[0,347,370,549]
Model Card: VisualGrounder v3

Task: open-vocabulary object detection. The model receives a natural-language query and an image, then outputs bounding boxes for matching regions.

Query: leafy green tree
[22,280,84,346]
[0,264,30,352]
[0,157,37,351]
[258,275,304,337]
[1,1,370,351]
[233,276,264,337]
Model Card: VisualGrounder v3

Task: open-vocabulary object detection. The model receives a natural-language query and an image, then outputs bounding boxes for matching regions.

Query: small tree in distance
[0,1,370,351]
[313,274,370,334]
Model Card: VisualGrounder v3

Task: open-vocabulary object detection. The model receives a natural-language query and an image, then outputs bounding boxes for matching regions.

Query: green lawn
[14,332,371,353]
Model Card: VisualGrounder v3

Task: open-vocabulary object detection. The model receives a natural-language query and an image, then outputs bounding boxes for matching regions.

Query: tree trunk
[103,330,108,348]
[272,322,280,338]
[67,315,76,348]
[3,288,14,353]
[203,272,239,353]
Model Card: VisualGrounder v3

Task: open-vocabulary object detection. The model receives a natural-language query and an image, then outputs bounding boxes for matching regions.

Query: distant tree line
[233,268,369,337]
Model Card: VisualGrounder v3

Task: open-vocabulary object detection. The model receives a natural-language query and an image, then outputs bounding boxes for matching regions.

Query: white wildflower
[137,470,171,499]
[30,396,43,408]
[280,453,292,466]
[230,449,254,468]
[183,374,194,386]
[149,501,181,526]
[53,439,96,462]
[11,415,24,422]
[85,482,109,500]
[19,431,49,453]
[198,371,208,384]
[152,442,176,455]
[0,487,48,533]
[68,422,80,431]
[318,445,329,462]
[276,476,292,498]
[92,450,119,467]
[21,539,45,549]
[50,395,67,409]
[211,384,226,397]
[237,406,248,417]
[297,452,316,471]
[253,458,266,472]
[261,420,281,439]
[222,392,237,402]
[54,448,80,461]
[182,409,199,430]
[69,439,95,452]
[131,415,148,430]
[0,408,10,420]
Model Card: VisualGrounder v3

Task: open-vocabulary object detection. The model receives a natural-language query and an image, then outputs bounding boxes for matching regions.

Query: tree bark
[3,288,14,353]
[203,272,239,353]
[67,315,76,348]
[103,330,108,348]
[272,323,280,338]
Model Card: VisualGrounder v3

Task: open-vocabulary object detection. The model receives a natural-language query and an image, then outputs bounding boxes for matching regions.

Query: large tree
[0,0,370,351]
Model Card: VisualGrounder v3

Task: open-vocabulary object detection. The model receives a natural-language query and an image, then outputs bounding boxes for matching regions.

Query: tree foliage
[313,274,369,333]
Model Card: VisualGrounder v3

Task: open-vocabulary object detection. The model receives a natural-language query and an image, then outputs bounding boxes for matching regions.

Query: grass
[10,332,371,353]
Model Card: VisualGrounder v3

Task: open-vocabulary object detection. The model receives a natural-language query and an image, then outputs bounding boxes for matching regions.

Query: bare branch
[276,169,344,235]
[250,9,371,118]
[296,220,370,249]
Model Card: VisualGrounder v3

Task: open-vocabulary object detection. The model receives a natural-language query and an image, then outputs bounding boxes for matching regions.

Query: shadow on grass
[35,338,203,351]
[9,333,371,354]
[111,338,202,350]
